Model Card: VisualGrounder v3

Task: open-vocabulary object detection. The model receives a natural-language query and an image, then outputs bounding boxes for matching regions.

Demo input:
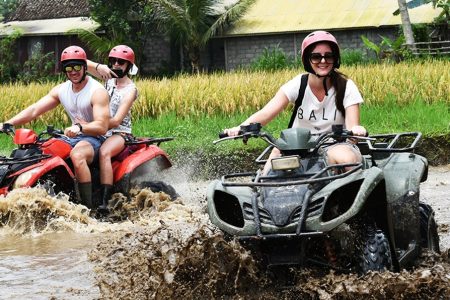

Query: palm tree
[149,0,256,73]
[397,0,417,51]
[394,0,449,42]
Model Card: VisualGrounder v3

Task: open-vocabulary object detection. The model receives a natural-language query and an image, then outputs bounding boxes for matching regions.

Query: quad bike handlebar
[216,123,373,149]
[1,123,174,146]
[0,123,15,134]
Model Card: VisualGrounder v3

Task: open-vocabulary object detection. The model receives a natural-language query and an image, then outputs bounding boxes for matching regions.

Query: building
[0,0,96,71]
[0,0,443,73]
[213,0,443,70]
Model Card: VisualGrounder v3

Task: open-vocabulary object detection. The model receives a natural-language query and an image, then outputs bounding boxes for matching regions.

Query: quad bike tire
[419,202,440,253]
[136,181,179,200]
[360,227,393,273]
[36,179,56,197]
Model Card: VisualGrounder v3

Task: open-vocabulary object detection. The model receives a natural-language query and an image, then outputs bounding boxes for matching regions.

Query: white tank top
[58,76,105,123]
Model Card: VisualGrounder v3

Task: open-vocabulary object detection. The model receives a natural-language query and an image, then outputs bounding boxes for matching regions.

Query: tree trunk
[397,0,417,52]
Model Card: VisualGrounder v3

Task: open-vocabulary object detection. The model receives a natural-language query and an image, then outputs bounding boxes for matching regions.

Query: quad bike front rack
[366,132,422,153]
[221,162,363,239]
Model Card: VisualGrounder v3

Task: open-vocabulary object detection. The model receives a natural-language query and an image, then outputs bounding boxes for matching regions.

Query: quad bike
[207,123,440,274]
[0,123,177,210]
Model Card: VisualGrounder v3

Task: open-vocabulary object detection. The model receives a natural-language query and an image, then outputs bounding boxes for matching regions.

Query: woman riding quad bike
[207,123,439,274]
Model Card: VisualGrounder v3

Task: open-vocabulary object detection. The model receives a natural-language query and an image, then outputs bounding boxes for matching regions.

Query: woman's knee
[327,145,361,164]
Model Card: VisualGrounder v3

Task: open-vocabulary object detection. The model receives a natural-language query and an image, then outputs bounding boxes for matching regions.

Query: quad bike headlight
[271,155,300,171]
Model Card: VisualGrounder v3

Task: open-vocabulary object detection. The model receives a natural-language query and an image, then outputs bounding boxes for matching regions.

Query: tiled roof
[9,0,90,21]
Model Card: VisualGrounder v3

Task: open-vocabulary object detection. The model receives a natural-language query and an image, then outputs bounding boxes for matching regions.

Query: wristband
[96,63,100,71]
[75,123,83,133]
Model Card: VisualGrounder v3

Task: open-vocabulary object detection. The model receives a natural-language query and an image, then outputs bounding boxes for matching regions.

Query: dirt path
[421,164,450,250]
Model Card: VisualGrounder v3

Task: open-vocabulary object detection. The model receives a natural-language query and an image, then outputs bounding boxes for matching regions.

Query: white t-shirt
[281,74,363,134]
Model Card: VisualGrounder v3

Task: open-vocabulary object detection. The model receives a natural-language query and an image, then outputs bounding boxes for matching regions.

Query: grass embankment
[0,60,448,167]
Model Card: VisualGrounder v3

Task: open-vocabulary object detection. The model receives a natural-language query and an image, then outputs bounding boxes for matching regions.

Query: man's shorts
[58,134,106,159]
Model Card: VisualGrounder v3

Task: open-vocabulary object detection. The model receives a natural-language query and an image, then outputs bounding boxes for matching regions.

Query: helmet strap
[314,70,334,96]
[78,66,87,83]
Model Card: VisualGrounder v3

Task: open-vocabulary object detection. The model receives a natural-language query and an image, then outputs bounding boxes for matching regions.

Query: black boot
[98,184,113,212]
[78,182,93,208]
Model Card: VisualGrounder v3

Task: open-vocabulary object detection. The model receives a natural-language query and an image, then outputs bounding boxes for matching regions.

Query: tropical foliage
[0,29,21,82]
[80,0,255,72]
[148,0,256,73]
[361,35,410,62]
[77,0,154,63]
[0,0,18,22]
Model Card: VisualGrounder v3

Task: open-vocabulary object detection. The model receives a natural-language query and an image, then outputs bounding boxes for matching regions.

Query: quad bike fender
[379,153,427,259]
[379,152,427,204]
[9,156,75,188]
[305,167,385,232]
[113,145,172,195]
[207,179,257,236]
[113,145,171,182]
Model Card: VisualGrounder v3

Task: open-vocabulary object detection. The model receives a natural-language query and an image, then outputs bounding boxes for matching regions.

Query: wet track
[0,165,449,299]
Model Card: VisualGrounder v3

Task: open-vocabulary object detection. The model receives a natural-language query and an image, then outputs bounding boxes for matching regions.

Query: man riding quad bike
[207,123,439,274]
[0,123,177,211]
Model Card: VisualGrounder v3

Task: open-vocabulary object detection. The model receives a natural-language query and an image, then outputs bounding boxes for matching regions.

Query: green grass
[0,100,448,158]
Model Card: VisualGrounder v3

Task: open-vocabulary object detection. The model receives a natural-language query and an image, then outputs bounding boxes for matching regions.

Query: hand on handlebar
[222,126,242,137]
[0,122,14,134]
[350,125,367,137]
[64,124,82,137]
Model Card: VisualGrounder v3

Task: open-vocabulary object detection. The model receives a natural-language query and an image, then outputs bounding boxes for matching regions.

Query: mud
[89,165,450,299]
[0,165,449,299]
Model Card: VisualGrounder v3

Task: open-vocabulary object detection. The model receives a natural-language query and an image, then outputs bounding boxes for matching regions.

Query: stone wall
[137,27,400,73]
[140,35,173,74]
[218,27,399,70]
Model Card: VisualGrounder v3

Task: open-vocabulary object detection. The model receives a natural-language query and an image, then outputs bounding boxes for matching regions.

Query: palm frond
[202,0,256,45]
[393,0,431,15]
[68,29,116,62]
[150,0,190,44]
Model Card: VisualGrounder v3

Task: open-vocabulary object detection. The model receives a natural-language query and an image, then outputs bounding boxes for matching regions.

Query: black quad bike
[0,123,177,210]
[207,123,439,274]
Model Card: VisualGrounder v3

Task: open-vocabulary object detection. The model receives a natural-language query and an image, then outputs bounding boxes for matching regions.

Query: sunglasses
[109,58,127,66]
[310,52,335,64]
[64,65,83,72]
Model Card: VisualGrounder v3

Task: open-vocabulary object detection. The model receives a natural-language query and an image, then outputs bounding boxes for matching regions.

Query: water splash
[0,187,94,235]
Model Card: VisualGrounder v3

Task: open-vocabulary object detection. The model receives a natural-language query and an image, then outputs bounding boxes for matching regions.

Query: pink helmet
[301,31,341,73]
[61,46,87,63]
[109,45,135,64]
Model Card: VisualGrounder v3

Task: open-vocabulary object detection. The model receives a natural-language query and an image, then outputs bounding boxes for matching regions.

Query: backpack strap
[288,73,309,128]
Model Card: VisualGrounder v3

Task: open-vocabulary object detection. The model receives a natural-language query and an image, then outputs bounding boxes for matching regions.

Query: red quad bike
[0,123,178,210]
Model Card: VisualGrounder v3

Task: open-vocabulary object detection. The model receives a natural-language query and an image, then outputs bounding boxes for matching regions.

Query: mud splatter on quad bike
[207,123,439,274]
[0,123,177,210]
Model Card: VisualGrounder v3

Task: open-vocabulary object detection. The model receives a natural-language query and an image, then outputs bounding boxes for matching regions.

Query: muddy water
[0,166,449,299]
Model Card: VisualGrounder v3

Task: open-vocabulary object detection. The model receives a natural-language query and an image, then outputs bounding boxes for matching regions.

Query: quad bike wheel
[419,202,440,253]
[360,227,393,273]
[136,181,179,200]
[36,179,56,197]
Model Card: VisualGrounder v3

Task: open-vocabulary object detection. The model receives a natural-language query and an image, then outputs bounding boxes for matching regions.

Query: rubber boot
[98,184,113,213]
[78,182,93,208]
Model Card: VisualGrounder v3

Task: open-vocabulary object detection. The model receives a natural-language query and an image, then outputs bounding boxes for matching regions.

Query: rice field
[0,60,448,125]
